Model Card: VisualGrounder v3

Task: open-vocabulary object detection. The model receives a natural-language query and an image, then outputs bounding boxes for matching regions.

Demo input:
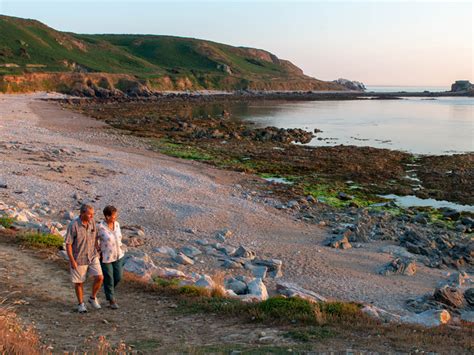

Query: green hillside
[0,15,344,91]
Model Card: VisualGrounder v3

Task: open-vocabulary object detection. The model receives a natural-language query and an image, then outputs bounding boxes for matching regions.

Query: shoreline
[0,93,472,317]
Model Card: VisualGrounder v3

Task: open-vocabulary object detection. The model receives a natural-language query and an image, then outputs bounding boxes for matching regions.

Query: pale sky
[1,0,472,86]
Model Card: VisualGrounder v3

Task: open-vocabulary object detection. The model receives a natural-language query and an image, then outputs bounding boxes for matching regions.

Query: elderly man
[65,203,104,313]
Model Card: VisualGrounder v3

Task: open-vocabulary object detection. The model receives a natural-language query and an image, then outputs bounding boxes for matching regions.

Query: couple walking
[65,203,125,313]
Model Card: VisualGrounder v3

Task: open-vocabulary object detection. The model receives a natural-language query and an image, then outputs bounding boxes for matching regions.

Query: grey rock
[225,279,247,295]
[251,265,268,279]
[153,246,177,258]
[63,211,75,221]
[173,252,195,266]
[123,252,157,279]
[324,232,352,250]
[246,278,268,301]
[401,309,451,327]
[433,285,464,308]
[179,245,202,258]
[195,239,209,246]
[233,245,256,259]
[253,258,282,278]
[222,259,243,269]
[216,245,237,256]
[276,281,327,303]
[194,275,215,289]
[460,311,474,323]
[379,258,416,276]
[464,288,474,306]
[215,228,232,242]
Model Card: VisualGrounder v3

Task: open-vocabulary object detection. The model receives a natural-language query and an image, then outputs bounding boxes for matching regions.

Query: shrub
[0,216,15,228]
[254,296,324,324]
[20,232,64,248]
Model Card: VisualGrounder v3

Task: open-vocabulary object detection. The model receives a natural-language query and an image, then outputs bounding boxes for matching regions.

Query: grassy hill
[0,15,344,92]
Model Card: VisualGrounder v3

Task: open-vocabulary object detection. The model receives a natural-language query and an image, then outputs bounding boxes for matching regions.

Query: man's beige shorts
[70,257,103,283]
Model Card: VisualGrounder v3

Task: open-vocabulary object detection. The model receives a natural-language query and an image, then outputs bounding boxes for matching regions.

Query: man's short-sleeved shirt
[65,217,98,265]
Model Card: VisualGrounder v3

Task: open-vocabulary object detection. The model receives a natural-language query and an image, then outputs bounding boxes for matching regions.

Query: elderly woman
[98,205,125,309]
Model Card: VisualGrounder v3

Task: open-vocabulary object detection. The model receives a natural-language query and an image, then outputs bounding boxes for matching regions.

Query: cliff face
[0,15,346,93]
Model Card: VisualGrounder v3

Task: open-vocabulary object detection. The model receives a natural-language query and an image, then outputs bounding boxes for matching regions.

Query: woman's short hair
[103,205,118,217]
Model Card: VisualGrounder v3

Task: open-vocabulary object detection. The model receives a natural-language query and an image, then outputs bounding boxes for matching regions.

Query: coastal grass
[0,216,15,228]
[19,232,64,249]
[149,139,214,161]
[0,305,42,354]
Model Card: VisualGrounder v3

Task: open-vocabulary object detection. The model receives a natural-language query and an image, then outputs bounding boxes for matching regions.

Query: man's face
[80,208,94,223]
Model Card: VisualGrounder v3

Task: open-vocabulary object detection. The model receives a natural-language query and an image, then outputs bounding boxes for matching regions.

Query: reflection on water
[165,97,473,155]
[224,97,473,155]
[380,194,474,212]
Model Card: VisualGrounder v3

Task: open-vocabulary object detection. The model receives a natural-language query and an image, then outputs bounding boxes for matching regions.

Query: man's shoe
[88,296,101,310]
[77,303,88,313]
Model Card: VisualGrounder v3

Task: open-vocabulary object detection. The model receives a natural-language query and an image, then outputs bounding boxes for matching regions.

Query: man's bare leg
[74,283,84,304]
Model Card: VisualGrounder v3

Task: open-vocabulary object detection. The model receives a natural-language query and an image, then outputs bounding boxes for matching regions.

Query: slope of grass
[0,15,344,91]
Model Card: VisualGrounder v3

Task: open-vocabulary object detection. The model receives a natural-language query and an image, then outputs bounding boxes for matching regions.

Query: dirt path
[0,241,298,353]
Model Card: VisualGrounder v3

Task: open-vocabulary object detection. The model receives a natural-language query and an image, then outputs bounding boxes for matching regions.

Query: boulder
[154,267,186,279]
[215,228,232,242]
[460,311,474,323]
[194,275,215,290]
[233,245,256,260]
[173,252,194,266]
[361,305,401,323]
[324,233,352,250]
[222,259,243,269]
[276,281,327,303]
[251,265,268,279]
[225,278,248,295]
[464,288,474,306]
[122,225,145,238]
[379,258,416,276]
[179,245,202,258]
[215,245,236,256]
[153,246,177,258]
[252,258,282,278]
[401,309,451,327]
[245,278,268,301]
[123,236,145,247]
[433,285,464,308]
[123,252,157,281]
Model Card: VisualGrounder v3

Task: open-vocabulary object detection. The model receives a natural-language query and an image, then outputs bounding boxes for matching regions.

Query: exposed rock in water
[332,78,366,91]
[242,126,315,144]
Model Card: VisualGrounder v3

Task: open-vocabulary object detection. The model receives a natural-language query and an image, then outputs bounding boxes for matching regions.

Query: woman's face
[105,211,118,224]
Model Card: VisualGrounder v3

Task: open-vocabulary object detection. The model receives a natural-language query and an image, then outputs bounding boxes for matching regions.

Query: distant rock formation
[451,80,473,92]
[332,78,366,91]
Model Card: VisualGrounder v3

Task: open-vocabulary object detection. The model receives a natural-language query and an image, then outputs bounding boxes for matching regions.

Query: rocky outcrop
[332,78,366,91]
[451,80,473,92]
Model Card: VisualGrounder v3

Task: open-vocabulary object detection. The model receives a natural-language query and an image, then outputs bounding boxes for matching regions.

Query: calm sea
[228,96,473,155]
[365,85,450,93]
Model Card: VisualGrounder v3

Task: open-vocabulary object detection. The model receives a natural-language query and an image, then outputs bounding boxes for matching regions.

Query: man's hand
[70,259,78,270]
[66,244,77,269]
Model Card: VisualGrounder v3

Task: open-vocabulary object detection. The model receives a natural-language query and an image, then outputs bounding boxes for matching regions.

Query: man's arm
[66,244,78,269]
[65,222,78,269]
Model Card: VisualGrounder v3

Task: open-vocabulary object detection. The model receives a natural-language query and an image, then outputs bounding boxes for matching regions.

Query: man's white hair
[79,204,94,214]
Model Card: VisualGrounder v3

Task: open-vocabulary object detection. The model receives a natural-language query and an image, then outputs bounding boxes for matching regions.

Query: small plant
[0,216,15,229]
[254,296,323,324]
[284,326,336,342]
[20,232,64,248]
